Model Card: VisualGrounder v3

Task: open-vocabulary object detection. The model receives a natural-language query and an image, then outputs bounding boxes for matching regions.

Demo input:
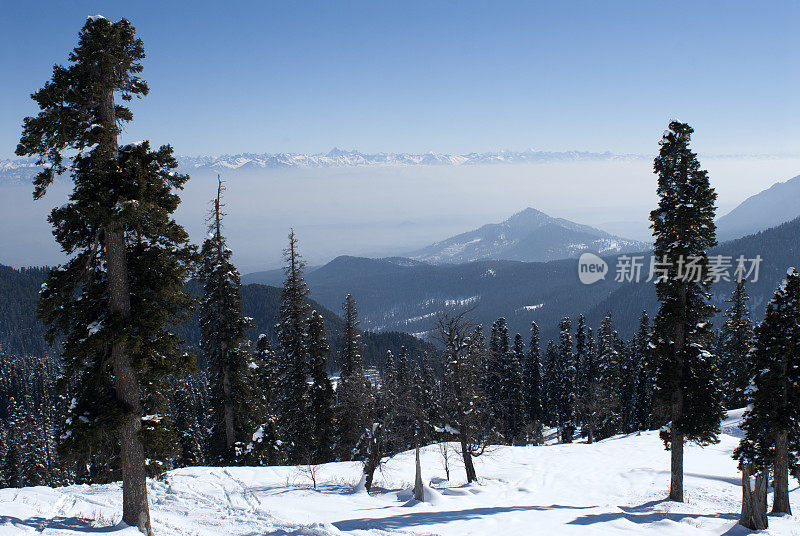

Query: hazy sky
[2,1,799,158]
[4,157,800,272]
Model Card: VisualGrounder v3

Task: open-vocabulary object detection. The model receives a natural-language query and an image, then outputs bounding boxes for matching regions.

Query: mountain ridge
[409,207,648,264]
[716,174,800,241]
[0,149,646,182]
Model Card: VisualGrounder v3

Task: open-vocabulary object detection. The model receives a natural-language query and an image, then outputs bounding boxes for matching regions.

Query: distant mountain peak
[0,150,649,182]
[409,208,647,264]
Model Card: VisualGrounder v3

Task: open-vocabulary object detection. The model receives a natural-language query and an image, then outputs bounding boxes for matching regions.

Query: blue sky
[1,1,798,159]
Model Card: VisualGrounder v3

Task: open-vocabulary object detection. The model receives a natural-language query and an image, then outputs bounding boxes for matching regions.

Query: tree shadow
[0,515,125,533]
[567,498,739,526]
[333,504,594,532]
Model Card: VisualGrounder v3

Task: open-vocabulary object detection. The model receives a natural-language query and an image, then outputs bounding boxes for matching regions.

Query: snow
[86,320,103,336]
[1,411,798,535]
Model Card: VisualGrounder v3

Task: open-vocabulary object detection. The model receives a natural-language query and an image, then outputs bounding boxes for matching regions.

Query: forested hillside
[0,267,434,370]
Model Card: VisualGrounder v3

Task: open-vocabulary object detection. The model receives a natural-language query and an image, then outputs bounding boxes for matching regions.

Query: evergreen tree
[574,315,588,410]
[381,351,401,454]
[632,311,654,431]
[504,334,526,445]
[307,310,335,463]
[734,269,800,515]
[173,382,206,467]
[522,321,544,443]
[487,318,510,440]
[248,335,280,464]
[558,317,576,443]
[717,280,755,409]
[17,17,196,532]
[22,393,49,486]
[543,341,561,427]
[649,120,724,502]
[199,177,257,464]
[276,230,313,463]
[619,340,639,434]
[437,315,490,483]
[335,294,374,460]
[578,328,600,443]
[3,397,24,487]
[596,313,622,438]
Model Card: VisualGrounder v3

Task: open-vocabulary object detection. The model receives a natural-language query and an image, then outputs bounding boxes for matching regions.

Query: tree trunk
[669,283,687,503]
[363,464,376,492]
[669,426,684,502]
[740,463,768,530]
[413,443,424,502]
[100,76,151,534]
[108,229,151,535]
[222,364,235,451]
[460,437,477,483]
[772,430,792,515]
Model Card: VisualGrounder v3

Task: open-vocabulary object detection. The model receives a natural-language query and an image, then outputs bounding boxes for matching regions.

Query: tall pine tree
[276,230,313,463]
[199,177,258,464]
[522,321,544,444]
[558,317,576,443]
[734,269,800,515]
[18,17,196,533]
[649,121,724,502]
[307,310,335,463]
[717,280,755,409]
[335,294,373,461]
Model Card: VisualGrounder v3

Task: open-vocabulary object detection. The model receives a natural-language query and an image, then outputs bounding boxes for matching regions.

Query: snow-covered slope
[410,208,649,264]
[1,410,797,535]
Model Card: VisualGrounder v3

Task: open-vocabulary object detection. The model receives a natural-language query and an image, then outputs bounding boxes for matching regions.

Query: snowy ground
[1,410,798,535]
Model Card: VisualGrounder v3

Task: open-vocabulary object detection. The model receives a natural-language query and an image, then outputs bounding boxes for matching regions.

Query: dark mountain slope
[716,174,800,241]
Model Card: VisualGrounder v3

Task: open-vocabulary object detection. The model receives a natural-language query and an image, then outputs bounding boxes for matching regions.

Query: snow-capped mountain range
[0,148,645,182]
[409,207,649,264]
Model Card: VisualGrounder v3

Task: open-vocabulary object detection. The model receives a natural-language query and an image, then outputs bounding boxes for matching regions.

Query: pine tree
[619,340,639,434]
[574,314,588,412]
[632,311,654,431]
[649,120,724,502]
[17,17,196,533]
[557,317,576,443]
[199,177,258,464]
[578,328,600,443]
[307,311,335,463]
[717,281,755,409]
[522,321,544,444]
[248,335,280,464]
[22,393,48,486]
[543,341,561,427]
[734,269,800,515]
[392,347,416,451]
[173,382,206,467]
[505,334,526,445]
[436,315,490,483]
[3,397,24,487]
[335,294,374,461]
[276,230,313,463]
[488,318,510,441]
[596,313,622,439]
